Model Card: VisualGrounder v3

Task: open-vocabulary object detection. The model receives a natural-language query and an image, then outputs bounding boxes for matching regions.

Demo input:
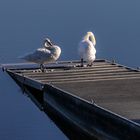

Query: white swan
[20,38,61,71]
[78,31,96,67]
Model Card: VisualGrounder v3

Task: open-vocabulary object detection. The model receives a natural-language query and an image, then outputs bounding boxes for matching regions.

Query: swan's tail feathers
[18,55,25,59]
[18,53,34,62]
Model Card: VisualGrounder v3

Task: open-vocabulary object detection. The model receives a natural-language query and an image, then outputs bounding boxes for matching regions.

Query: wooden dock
[3,59,140,140]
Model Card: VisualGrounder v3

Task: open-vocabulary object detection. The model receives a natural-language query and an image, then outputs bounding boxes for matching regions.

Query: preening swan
[19,38,61,71]
[78,31,96,67]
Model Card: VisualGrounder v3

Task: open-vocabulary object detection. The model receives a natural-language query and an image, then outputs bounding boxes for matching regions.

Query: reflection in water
[0,69,68,140]
[14,79,97,140]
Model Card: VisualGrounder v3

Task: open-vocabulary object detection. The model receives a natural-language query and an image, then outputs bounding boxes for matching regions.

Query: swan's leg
[81,58,84,67]
[40,64,45,72]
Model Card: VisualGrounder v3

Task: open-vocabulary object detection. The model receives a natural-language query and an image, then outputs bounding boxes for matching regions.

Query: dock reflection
[20,84,97,140]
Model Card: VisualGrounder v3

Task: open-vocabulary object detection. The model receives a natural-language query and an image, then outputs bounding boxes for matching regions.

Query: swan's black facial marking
[44,38,53,47]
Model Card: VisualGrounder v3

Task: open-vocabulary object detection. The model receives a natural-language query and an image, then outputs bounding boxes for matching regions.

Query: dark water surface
[0,0,140,139]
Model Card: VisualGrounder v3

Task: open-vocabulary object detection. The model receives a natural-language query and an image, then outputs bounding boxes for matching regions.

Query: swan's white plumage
[78,31,96,66]
[19,39,61,67]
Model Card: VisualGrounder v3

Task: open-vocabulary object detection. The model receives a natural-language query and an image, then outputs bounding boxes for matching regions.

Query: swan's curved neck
[84,33,96,46]
[89,34,96,46]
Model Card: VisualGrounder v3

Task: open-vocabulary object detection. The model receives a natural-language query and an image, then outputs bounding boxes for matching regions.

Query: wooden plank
[29,71,138,80]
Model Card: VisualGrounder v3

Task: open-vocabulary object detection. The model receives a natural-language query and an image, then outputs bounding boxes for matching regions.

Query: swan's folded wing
[78,41,88,57]
[19,48,51,63]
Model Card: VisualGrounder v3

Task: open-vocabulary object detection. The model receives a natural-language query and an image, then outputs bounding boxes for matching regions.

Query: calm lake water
[0,0,140,139]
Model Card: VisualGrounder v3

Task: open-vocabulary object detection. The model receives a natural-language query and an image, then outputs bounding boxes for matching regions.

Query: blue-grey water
[0,0,140,139]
